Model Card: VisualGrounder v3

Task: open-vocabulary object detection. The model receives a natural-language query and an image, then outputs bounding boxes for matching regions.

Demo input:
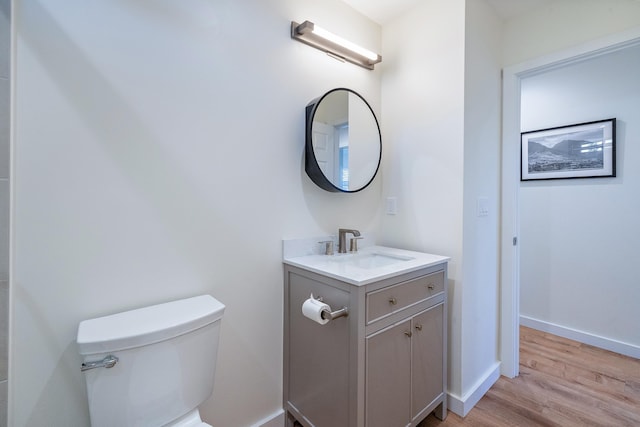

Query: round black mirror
[305,88,381,192]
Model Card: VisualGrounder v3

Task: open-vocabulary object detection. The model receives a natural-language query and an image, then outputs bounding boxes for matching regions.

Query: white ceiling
[341,0,556,25]
[484,0,556,19]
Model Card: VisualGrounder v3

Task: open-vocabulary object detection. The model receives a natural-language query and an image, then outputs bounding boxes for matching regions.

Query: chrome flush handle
[81,355,119,372]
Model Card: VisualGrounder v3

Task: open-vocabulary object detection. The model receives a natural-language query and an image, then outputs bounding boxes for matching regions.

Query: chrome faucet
[338,228,361,254]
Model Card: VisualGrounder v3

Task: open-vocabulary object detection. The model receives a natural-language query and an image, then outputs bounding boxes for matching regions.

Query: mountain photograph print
[521,118,616,181]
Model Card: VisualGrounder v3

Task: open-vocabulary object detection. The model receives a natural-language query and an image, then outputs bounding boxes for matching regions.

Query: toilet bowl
[77,295,225,427]
[168,409,211,427]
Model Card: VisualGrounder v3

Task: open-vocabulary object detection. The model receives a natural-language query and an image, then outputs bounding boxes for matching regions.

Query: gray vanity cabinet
[411,304,444,420]
[283,261,447,427]
[365,319,412,427]
[366,303,444,427]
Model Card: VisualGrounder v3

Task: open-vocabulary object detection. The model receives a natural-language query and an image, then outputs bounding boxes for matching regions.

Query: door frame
[499,27,640,378]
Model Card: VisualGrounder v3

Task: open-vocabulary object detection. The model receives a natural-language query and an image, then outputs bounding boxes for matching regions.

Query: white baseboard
[252,409,285,427]
[447,361,500,417]
[520,315,640,359]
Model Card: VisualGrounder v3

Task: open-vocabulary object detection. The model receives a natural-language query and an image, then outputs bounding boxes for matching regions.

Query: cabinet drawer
[366,271,444,324]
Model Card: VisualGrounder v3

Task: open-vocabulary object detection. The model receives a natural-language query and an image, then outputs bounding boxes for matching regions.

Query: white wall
[503,0,640,66]
[11,1,383,426]
[0,0,10,424]
[379,0,466,399]
[380,0,503,414]
[460,0,501,405]
[520,44,640,350]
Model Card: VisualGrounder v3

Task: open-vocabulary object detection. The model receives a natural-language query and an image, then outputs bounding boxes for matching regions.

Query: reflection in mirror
[305,88,381,193]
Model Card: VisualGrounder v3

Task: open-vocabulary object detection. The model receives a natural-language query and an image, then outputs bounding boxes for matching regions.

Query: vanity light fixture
[291,20,382,70]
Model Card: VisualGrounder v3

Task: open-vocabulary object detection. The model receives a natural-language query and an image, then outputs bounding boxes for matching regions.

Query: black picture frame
[521,118,616,181]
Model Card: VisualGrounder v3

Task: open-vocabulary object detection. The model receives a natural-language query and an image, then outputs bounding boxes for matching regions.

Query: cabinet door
[365,320,412,427]
[411,303,444,420]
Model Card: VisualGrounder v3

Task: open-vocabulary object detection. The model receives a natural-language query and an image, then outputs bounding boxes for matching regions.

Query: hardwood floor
[421,326,640,426]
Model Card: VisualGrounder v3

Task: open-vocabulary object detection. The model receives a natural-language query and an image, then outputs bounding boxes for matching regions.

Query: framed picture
[521,118,616,181]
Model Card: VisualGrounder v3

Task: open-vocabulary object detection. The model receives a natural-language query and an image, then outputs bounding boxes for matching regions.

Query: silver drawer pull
[427,284,435,290]
[415,324,423,331]
[81,355,119,372]
[404,331,412,338]
[389,297,397,305]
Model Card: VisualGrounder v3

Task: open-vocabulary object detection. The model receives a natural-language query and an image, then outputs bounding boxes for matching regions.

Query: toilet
[77,295,225,427]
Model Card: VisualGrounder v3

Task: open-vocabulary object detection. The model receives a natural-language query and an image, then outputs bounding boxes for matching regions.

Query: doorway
[500,29,640,378]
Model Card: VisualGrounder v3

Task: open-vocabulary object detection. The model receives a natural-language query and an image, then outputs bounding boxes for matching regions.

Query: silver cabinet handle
[389,297,397,305]
[427,284,435,290]
[404,331,412,338]
[81,355,119,372]
[415,324,423,331]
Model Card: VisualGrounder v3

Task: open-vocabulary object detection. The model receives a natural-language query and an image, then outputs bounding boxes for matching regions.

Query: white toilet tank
[77,295,225,427]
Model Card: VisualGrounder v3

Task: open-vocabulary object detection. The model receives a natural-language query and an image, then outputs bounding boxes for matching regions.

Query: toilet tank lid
[77,295,225,356]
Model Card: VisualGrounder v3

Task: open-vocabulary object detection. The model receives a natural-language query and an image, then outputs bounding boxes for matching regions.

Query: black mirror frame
[305,88,382,193]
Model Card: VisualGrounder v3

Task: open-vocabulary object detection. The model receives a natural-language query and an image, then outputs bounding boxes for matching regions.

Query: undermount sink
[328,251,414,269]
[283,240,450,286]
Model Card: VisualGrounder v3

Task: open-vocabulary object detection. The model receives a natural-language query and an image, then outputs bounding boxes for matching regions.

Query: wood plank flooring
[421,326,640,426]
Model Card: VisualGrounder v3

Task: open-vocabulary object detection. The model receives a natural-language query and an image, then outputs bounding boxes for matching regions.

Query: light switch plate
[477,197,489,217]
[386,197,397,215]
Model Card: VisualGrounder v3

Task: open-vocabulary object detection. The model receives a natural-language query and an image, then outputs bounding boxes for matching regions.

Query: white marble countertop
[283,244,449,286]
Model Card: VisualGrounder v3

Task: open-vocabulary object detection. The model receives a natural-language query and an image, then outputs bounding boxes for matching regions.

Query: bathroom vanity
[283,243,449,427]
